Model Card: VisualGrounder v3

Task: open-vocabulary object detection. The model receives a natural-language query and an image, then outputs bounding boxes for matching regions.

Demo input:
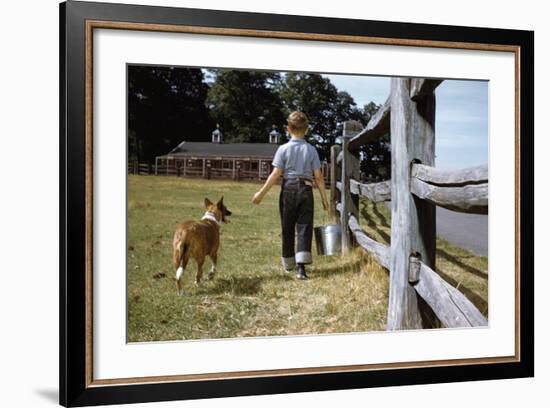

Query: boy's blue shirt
[272,138,321,180]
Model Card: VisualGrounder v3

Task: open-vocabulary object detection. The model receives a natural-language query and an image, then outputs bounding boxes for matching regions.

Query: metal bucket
[314,224,342,256]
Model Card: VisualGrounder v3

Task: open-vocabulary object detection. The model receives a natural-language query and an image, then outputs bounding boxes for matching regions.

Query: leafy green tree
[360,101,381,125]
[333,91,364,124]
[128,65,213,163]
[277,73,365,160]
[277,73,337,150]
[206,70,285,143]
[358,102,391,181]
[329,90,365,139]
[127,65,390,177]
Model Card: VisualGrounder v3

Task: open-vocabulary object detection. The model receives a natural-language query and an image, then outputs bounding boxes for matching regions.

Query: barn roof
[159,141,279,159]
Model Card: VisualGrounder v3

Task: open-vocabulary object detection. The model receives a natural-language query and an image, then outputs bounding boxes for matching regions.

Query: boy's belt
[282,177,313,186]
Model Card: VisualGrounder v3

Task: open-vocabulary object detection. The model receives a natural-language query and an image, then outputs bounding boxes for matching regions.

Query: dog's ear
[217,196,224,208]
[204,198,213,208]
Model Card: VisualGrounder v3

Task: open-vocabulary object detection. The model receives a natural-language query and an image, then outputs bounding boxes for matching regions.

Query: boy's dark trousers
[279,178,314,270]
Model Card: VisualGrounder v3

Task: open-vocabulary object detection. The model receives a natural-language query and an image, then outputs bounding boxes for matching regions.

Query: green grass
[127,175,488,342]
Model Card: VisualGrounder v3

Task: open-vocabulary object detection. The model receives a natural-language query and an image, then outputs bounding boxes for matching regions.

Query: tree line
[128,65,390,181]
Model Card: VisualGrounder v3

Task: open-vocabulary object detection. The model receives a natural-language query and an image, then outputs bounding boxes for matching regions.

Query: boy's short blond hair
[287,111,309,135]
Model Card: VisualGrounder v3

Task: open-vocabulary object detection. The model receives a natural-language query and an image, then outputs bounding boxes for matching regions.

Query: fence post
[329,145,341,223]
[258,160,262,180]
[387,78,436,330]
[340,120,362,254]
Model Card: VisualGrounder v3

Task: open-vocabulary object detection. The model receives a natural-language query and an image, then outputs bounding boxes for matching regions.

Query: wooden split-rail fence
[330,78,489,331]
[128,158,331,184]
[127,161,274,180]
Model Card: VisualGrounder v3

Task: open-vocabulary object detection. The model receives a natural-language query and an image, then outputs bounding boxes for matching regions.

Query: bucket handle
[320,203,330,226]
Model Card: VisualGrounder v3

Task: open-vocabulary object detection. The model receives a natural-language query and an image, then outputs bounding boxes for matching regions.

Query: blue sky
[325,74,488,169]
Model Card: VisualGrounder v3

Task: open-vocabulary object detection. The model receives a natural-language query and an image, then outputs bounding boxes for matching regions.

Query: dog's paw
[176,289,185,297]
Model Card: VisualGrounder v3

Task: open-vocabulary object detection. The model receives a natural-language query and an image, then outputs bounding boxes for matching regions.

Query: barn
[155,141,280,181]
[147,127,330,183]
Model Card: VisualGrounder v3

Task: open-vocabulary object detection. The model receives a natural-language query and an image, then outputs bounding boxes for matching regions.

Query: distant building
[155,140,279,180]
[269,125,281,144]
[151,126,330,183]
[211,124,223,144]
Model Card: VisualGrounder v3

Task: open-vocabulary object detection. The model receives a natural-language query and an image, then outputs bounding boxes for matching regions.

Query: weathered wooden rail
[330,77,488,331]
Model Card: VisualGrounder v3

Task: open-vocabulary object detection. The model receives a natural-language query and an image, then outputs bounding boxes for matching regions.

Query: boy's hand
[322,198,329,211]
[252,191,263,204]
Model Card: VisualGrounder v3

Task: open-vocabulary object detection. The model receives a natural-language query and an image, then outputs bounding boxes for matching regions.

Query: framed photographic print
[59,0,534,406]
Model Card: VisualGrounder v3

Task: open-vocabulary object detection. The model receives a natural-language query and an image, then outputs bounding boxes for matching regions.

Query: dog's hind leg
[207,252,218,280]
[195,257,205,285]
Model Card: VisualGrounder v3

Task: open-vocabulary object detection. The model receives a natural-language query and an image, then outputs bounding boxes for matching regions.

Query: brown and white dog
[172,197,231,296]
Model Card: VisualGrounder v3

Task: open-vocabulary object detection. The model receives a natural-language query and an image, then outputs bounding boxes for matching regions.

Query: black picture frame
[60,1,534,406]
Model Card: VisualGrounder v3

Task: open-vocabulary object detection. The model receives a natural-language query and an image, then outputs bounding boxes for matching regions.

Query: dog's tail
[179,241,190,266]
[174,231,190,295]
[173,233,190,270]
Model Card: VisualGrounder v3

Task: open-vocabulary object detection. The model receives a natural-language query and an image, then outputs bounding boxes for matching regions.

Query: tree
[277,73,337,158]
[128,65,212,163]
[127,65,391,176]
[360,101,381,125]
[334,91,364,125]
[206,70,285,143]
[277,73,365,160]
[358,102,391,181]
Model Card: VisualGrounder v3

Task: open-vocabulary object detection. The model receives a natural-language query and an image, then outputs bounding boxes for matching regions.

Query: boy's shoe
[296,264,308,280]
[281,257,296,273]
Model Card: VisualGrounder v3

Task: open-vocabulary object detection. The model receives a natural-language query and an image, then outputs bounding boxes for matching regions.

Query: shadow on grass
[436,248,488,280]
[372,202,390,228]
[312,257,363,279]
[200,261,362,296]
[200,257,365,295]
[435,267,488,315]
[361,205,377,228]
[360,205,390,244]
[203,276,264,296]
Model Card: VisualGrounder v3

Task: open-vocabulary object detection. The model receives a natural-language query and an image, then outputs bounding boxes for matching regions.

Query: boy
[252,111,329,279]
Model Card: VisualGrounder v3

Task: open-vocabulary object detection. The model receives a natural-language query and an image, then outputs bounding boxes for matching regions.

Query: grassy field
[127,175,488,342]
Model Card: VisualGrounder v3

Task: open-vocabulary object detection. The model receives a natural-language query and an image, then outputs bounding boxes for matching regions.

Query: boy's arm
[313,169,329,211]
[252,167,283,204]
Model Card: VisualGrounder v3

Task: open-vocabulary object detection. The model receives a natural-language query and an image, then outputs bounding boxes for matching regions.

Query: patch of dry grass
[127,176,487,342]
[360,200,488,318]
